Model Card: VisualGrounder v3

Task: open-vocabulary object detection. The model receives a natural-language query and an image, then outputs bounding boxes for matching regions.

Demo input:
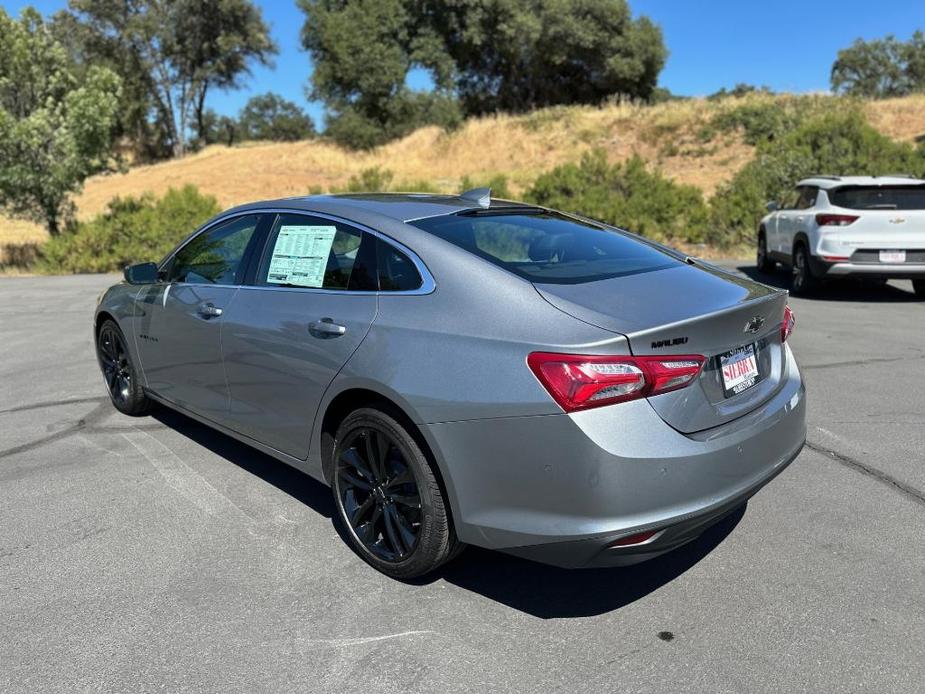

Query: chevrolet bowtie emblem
[744,316,765,334]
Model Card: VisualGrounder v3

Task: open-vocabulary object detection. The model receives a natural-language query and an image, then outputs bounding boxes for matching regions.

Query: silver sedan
[95,190,806,579]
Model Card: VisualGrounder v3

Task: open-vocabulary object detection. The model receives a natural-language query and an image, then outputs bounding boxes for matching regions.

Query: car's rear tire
[332,407,461,579]
[913,279,925,299]
[96,319,152,416]
[756,231,776,274]
[791,245,820,296]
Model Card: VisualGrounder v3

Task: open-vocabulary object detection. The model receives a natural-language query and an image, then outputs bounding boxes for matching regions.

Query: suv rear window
[409,210,679,284]
[830,185,925,210]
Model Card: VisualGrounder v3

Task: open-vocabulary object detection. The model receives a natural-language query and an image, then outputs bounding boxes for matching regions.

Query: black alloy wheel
[332,408,460,578]
[96,319,151,415]
[337,426,422,561]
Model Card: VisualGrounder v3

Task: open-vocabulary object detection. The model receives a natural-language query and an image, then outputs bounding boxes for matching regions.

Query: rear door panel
[220,288,377,459]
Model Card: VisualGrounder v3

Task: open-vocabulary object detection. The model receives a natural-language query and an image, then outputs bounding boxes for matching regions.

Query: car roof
[221,192,528,224]
[797,175,925,189]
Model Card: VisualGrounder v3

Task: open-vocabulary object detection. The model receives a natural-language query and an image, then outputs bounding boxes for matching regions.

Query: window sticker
[266,225,337,287]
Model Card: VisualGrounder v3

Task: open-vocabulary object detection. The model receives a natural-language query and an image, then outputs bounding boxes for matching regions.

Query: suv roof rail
[880,173,916,179]
[807,175,842,181]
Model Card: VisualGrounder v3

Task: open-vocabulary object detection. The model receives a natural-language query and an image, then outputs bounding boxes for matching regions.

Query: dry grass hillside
[4,93,925,260]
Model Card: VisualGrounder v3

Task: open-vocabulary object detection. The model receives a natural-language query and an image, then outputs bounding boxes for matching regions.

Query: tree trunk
[46,210,60,238]
[195,84,208,143]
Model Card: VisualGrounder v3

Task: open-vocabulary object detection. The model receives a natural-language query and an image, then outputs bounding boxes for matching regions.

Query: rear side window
[830,185,925,210]
[167,214,260,285]
[258,214,377,290]
[377,238,422,291]
[409,210,679,285]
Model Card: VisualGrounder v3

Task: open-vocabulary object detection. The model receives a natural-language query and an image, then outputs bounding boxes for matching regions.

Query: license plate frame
[879,250,906,263]
[719,343,761,397]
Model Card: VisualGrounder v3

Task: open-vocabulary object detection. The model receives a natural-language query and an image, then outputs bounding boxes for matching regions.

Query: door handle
[197,302,223,319]
[309,317,346,338]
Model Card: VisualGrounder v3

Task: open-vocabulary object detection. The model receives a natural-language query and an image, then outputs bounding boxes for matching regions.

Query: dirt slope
[4,94,925,257]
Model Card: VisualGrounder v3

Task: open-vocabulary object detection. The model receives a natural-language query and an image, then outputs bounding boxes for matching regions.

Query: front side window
[795,186,818,210]
[780,189,800,210]
[410,209,678,285]
[167,214,260,285]
[258,214,376,290]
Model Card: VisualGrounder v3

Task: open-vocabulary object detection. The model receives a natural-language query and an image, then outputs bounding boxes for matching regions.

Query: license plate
[879,250,906,263]
[720,344,760,397]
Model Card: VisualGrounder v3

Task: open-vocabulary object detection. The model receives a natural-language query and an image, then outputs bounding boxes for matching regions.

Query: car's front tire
[756,231,776,274]
[332,407,461,579]
[791,245,820,296]
[96,319,153,416]
[913,280,925,299]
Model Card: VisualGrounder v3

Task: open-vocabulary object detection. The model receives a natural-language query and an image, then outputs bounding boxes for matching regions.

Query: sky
[5,0,925,130]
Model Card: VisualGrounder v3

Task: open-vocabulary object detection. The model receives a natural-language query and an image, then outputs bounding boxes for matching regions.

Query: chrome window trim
[158,207,435,296]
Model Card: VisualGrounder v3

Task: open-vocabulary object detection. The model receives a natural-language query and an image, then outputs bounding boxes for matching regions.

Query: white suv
[757,175,925,297]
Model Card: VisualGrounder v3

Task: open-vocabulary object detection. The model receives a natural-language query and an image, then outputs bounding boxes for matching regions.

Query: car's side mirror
[766,201,780,212]
[124,262,159,285]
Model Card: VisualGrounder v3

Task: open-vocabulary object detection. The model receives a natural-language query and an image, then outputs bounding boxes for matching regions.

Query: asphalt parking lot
[1,268,923,693]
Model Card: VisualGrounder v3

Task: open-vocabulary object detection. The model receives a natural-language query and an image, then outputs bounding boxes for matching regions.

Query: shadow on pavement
[736,264,921,303]
[152,404,744,619]
[152,408,335,519]
[430,504,745,618]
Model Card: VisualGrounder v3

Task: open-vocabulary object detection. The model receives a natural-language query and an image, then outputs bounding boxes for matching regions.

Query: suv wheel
[913,279,925,299]
[756,232,776,273]
[791,245,820,296]
[332,407,462,579]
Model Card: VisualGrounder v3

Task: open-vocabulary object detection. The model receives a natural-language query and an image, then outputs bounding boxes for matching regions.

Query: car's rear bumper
[422,347,806,568]
[821,261,925,279]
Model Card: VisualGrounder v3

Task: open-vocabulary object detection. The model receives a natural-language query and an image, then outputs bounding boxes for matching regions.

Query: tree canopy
[299,0,665,148]
[0,7,122,235]
[238,93,316,141]
[831,31,925,98]
[56,0,277,158]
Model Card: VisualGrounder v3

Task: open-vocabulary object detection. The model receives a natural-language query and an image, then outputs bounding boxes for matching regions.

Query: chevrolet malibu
[95,190,806,579]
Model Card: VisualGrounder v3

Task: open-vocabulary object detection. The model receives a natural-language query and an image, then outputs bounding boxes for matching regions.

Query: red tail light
[815,213,858,227]
[527,352,705,412]
[781,305,795,343]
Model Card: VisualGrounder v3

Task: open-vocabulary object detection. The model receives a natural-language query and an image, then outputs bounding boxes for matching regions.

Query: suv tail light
[816,213,858,227]
[781,305,795,343]
[527,352,705,412]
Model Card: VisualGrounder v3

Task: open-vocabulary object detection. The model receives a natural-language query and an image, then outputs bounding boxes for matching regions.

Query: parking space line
[122,428,257,523]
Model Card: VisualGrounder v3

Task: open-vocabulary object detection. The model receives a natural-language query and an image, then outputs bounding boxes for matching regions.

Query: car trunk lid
[534,261,791,433]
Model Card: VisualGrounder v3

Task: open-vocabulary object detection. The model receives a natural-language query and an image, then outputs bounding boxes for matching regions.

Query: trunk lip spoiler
[620,292,787,343]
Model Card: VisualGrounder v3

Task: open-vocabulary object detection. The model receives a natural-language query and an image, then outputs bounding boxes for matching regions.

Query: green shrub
[709,110,925,246]
[38,185,220,273]
[324,92,463,150]
[337,167,395,193]
[394,179,441,193]
[331,167,446,194]
[524,150,710,243]
[700,95,851,145]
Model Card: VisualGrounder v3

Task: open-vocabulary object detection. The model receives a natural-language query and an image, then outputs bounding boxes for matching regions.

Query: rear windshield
[409,210,679,284]
[830,185,925,210]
